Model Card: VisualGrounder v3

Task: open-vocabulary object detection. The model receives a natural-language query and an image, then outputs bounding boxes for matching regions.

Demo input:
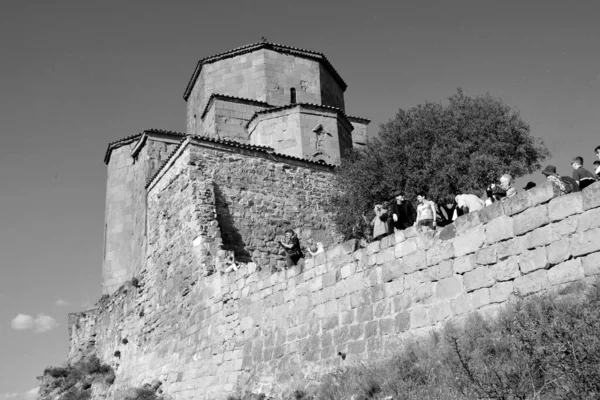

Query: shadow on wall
[214,184,252,263]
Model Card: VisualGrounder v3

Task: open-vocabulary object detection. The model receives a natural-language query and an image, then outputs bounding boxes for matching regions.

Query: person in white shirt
[453,194,485,220]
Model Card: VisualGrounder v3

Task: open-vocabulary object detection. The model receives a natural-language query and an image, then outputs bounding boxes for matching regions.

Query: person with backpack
[571,156,597,190]
[541,165,579,195]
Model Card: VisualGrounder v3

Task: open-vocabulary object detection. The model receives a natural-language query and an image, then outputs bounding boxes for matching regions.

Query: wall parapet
[69,181,600,399]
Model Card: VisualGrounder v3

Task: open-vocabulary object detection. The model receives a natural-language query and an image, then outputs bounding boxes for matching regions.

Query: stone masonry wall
[72,181,600,399]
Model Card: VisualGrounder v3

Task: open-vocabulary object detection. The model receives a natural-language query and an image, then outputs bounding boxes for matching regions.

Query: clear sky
[1,0,599,398]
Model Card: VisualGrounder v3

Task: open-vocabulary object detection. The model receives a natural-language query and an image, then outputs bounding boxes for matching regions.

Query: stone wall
[72,181,600,399]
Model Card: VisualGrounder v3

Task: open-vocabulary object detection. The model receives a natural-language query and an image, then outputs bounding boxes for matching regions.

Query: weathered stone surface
[439,224,456,241]
[485,216,514,245]
[394,230,406,244]
[479,201,504,224]
[454,211,482,235]
[570,228,600,257]
[578,208,600,232]
[554,215,579,236]
[548,192,583,222]
[376,247,396,265]
[514,269,549,295]
[471,288,490,309]
[451,293,473,315]
[513,205,549,236]
[395,238,418,258]
[417,231,437,250]
[528,181,561,206]
[454,225,485,257]
[436,276,463,299]
[582,252,600,276]
[463,266,495,292]
[496,237,527,259]
[379,234,396,249]
[582,181,600,210]
[454,254,477,274]
[403,226,419,238]
[503,191,531,216]
[382,261,403,283]
[476,247,497,265]
[403,250,426,274]
[426,241,454,266]
[491,256,520,282]
[366,241,381,255]
[489,281,514,303]
[430,301,452,323]
[546,238,571,265]
[423,260,453,282]
[547,259,584,285]
[523,225,558,250]
[519,247,549,274]
[410,306,431,328]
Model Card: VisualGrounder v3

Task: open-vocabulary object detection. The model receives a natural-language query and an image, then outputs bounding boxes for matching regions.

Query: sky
[1,0,599,398]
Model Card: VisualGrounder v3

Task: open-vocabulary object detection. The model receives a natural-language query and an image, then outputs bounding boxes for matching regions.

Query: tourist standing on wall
[436,197,456,227]
[541,165,569,194]
[487,174,517,203]
[279,229,303,268]
[593,161,600,180]
[453,194,485,219]
[364,204,390,241]
[390,191,417,231]
[414,194,436,232]
[571,157,597,190]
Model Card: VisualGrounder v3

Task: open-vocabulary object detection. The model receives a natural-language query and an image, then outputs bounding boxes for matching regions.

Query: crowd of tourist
[268,146,600,270]
[364,147,600,241]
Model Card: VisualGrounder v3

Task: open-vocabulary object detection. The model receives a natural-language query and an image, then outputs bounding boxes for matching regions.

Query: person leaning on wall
[278,229,303,268]
[389,191,417,232]
[414,193,437,232]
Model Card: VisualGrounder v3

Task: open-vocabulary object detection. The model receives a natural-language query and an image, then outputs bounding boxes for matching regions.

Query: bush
[124,387,161,400]
[316,282,600,399]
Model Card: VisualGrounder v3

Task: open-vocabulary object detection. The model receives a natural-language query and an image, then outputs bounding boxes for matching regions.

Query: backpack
[560,176,580,194]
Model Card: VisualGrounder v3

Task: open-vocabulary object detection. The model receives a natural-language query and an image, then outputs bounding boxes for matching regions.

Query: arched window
[290,88,296,104]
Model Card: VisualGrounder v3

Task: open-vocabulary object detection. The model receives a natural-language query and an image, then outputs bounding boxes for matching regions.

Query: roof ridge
[104,129,186,164]
[245,102,356,129]
[199,93,273,120]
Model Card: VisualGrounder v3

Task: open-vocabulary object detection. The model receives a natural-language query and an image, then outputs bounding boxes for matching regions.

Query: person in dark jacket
[389,191,417,231]
[279,229,303,268]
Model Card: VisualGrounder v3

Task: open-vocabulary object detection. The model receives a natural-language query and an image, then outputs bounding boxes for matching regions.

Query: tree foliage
[327,89,549,240]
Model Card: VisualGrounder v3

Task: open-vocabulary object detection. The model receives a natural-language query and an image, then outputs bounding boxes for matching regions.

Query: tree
[326,89,550,240]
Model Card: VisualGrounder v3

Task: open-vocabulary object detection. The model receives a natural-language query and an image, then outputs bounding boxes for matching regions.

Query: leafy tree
[327,89,549,240]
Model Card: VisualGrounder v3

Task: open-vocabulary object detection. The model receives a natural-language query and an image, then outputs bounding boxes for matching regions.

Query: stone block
[546,238,571,265]
[548,192,583,222]
[417,231,437,250]
[404,226,419,238]
[378,234,395,249]
[454,254,477,273]
[394,230,406,244]
[485,215,514,245]
[395,238,418,258]
[514,269,549,295]
[423,260,453,282]
[496,237,527,259]
[503,190,531,216]
[548,259,584,285]
[376,247,395,265]
[366,241,380,255]
[554,215,579,236]
[394,311,411,332]
[384,278,404,297]
[582,252,600,276]
[414,282,434,304]
[410,306,431,328]
[471,288,490,309]
[528,181,561,206]
[479,201,504,224]
[570,228,600,257]
[382,261,403,283]
[451,293,473,315]
[430,301,452,323]
[439,224,457,241]
[454,211,482,235]
[582,181,600,210]
[403,250,426,274]
[489,281,514,303]
[453,225,485,257]
[523,225,558,250]
[491,256,520,281]
[578,208,600,232]
[436,276,463,299]
[340,264,356,279]
[476,247,497,265]
[463,266,495,292]
[513,205,549,236]
[364,320,378,339]
[394,292,412,312]
[519,247,549,274]
[426,241,455,266]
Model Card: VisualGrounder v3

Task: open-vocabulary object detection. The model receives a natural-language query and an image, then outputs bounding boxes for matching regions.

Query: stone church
[102,41,370,295]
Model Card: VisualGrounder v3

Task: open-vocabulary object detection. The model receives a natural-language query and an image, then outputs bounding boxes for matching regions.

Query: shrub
[125,387,161,400]
[316,282,600,399]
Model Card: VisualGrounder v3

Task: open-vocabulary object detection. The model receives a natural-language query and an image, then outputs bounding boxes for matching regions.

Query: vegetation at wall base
[314,281,600,400]
[327,88,550,240]
[38,355,114,400]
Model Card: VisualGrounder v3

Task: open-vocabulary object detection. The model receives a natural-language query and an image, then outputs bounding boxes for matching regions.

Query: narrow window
[290,88,296,104]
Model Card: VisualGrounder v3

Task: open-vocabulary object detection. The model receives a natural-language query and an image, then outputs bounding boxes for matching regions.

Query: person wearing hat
[389,191,417,232]
[541,165,568,194]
